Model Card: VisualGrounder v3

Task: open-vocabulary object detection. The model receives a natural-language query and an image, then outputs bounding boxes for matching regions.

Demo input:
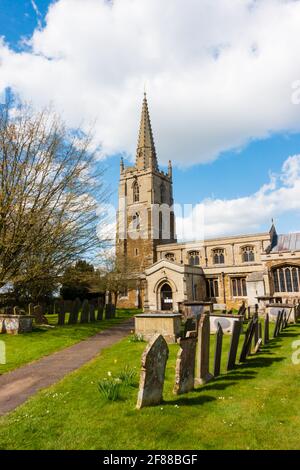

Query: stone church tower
[116,93,176,279]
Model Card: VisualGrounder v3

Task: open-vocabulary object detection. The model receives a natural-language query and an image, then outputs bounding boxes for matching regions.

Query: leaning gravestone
[227,320,242,371]
[97,298,104,321]
[136,334,169,409]
[195,313,213,385]
[254,338,262,354]
[33,305,49,325]
[239,317,257,362]
[173,331,197,395]
[213,323,223,378]
[264,312,270,344]
[273,310,283,338]
[80,299,90,323]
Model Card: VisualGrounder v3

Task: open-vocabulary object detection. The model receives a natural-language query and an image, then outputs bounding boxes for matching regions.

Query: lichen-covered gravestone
[173,331,197,395]
[195,313,213,385]
[136,334,169,409]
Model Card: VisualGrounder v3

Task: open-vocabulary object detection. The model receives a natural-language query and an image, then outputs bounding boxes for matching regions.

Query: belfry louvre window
[232,277,247,297]
[189,251,200,266]
[273,266,300,293]
[242,246,255,262]
[212,248,225,264]
[133,181,139,202]
[206,278,219,298]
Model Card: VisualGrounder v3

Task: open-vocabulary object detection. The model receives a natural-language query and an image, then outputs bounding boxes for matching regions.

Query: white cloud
[1,0,300,166]
[176,154,300,240]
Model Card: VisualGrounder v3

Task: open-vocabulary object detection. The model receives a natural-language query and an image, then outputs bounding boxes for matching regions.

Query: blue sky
[1,0,300,239]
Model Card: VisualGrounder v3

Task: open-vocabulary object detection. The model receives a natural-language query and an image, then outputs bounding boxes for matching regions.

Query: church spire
[136,93,158,171]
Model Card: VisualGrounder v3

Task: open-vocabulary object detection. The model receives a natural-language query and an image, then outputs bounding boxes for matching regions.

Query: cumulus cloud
[1,0,300,165]
[176,155,300,240]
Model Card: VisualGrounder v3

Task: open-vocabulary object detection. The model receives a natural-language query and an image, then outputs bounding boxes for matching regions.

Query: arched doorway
[160,283,173,311]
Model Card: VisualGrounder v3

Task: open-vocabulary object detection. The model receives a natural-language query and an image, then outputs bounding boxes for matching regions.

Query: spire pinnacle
[136,93,158,171]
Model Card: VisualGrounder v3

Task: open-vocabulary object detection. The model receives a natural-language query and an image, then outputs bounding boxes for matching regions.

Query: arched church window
[133,181,139,203]
[212,248,225,264]
[189,251,200,266]
[272,266,300,293]
[242,246,255,262]
[132,212,140,230]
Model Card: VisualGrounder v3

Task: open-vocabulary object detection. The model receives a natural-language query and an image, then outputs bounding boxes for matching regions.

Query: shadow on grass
[164,394,217,407]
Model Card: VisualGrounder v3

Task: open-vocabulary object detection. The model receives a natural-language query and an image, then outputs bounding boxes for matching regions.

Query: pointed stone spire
[136,93,158,171]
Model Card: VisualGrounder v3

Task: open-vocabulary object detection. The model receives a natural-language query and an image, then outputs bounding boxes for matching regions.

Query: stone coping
[0,315,35,319]
[266,303,294,308]
[183,301,213,305]
[210,313,244,319]
[135,313,182,318]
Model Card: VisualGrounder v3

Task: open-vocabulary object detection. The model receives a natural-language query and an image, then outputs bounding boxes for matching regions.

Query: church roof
[269,233,300,253]
[135,93,158,171]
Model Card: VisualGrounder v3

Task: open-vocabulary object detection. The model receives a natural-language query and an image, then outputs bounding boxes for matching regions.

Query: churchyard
[0,307,299,450]
[0,307,134,374]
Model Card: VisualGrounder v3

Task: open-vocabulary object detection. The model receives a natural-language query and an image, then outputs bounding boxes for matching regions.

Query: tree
[60,260,95,300]
[0,98,110,294]
[94,254,139,307]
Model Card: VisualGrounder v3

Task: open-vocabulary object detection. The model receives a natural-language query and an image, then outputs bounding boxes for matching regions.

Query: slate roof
[270,233,300,253]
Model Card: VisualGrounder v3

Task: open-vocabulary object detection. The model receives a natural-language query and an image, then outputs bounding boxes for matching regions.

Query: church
[116,94,300,312]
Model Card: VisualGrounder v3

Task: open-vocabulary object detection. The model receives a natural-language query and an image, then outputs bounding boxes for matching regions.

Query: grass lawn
[0,309,137,374]
[0,320,299,450]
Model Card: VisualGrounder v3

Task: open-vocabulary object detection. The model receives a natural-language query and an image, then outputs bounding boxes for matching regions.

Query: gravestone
[213,323,223,378]
[254,320,259,346]
[195,313,213,385]
[105,303,112,319]
[33,305,48,325]
[28,303,34,316]
[136,334,169,409]
[97,298,104,321]
[239,317,257,362]
[264,312,269,344]
[69,298,81,324]
[254,338,262,354]
[173,331,197,395]
[227,320,243,371]
[273,310,283,337]
[57,300,66,326]
[80,299,90,323]
[282,311,288,329]
[89,304,96,322]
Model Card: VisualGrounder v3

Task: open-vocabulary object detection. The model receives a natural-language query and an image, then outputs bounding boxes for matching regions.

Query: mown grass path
[0,317,134,416]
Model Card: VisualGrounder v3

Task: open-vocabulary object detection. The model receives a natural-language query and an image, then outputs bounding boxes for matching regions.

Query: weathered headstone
[57,300,66,326]
[136,334,169,409]
[195,313,213,385]
[254,338,262,354]
[69,298,81,325]
[89,304,96,322]
[105,303,111,319]
[80,299,90,323]
[264,312,269,344]
[173,331,197,395]
[227,320,242,371]
[97,298,104,321]
[33,305,49,325]
[239,317,257,362]
[28,303,34,316]
[213,323,223,378]
[273,310,283,338]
